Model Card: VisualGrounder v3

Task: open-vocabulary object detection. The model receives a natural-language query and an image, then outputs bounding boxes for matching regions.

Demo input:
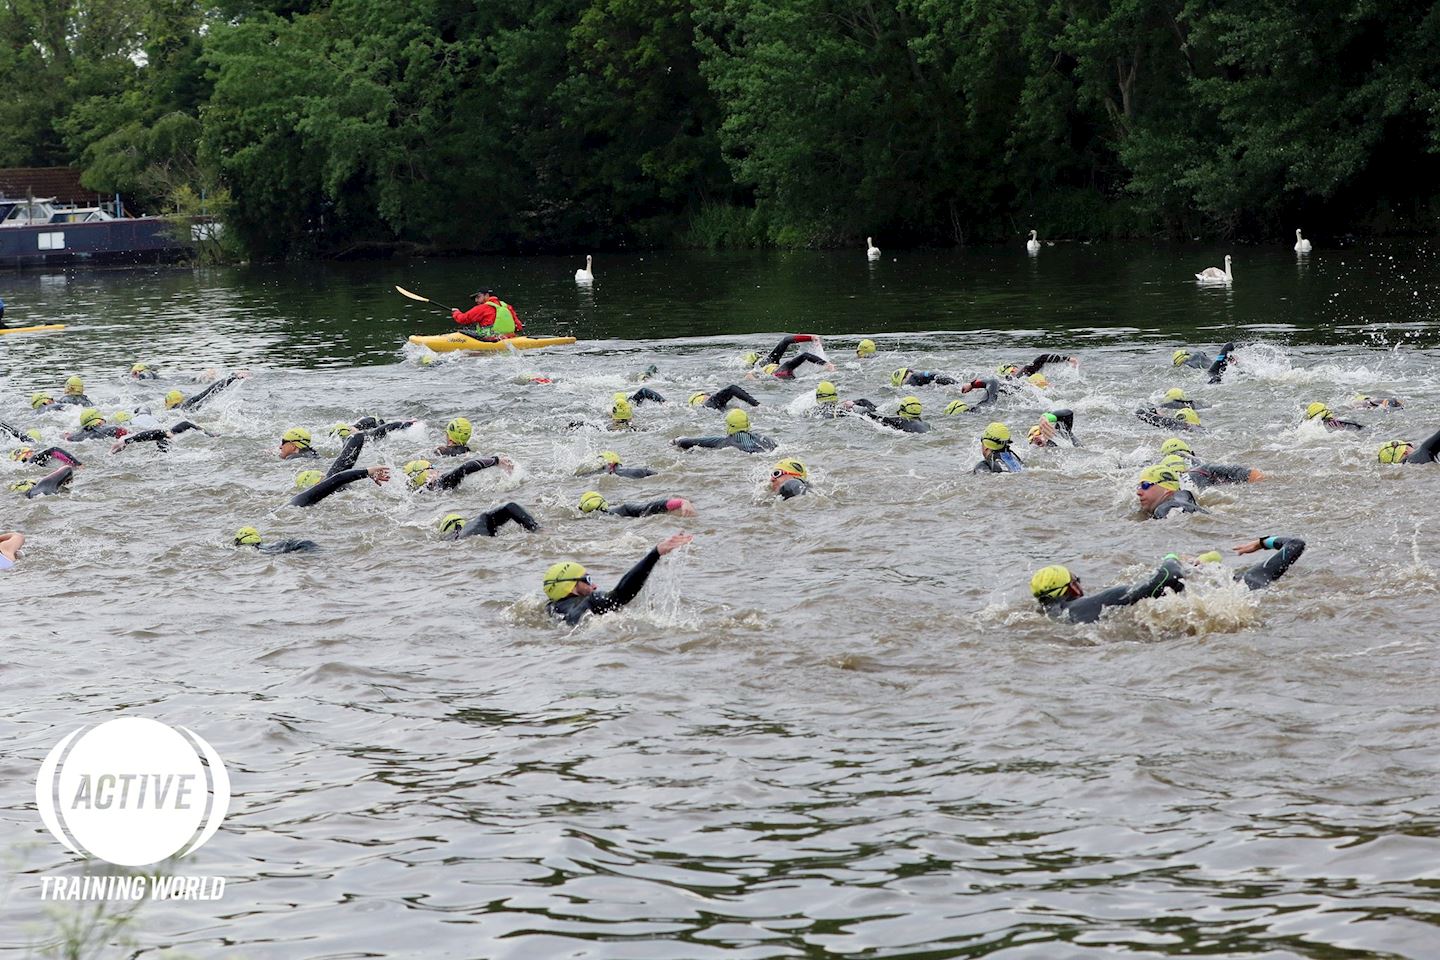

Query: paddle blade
[395,285,432,304]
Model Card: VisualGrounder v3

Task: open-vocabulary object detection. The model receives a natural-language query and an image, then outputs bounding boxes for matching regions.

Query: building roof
[0,168,100,205]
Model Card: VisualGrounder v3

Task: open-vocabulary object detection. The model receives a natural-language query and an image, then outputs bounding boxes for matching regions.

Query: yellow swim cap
[981,422,1011,450]
[857,339,876,357]
[111,410,131,424]
[1303,402,1331,421]
[600,450,622,466]
[944,399,970,416]
[1175,407,1201,425]
[446,417,472,445]
[725,409,750,434]
[331,422,353,438]
[1378,440,1412,464]
[1164,387,1185,402]
[890,367,909,387]
[25,428,42,443]
[762,363,779,375]
[543,561,588,601]
[439,513,465,535]
[234,526,261,546]
[1030,565,1073,600]
[579,491,608,513]
[612,396,633,422]
[1160,437,1194,458]
[131,363,149,373]
[1160,454,1191,471]
[295,469,323,490]
[79,408,104,429]
[1026,424,1044,444]
[10,447,33,462]
[688,392,708,406]
[997,363,1020,377]
[898,396,922,420]
[419,354,436,366]
[403,459,433,487]
[772,458,808,481]
[282,427,312,448]
[1138,464,1182,491]
[742,351,760,367]
[30,392,52,409]
[64,376,83,395]
[815,381,838,404]
[164,389,184,409]
[1028,373,1049,388]
[10,479,37,493]
[1195,550,1224,564]
[1172,349,1191,366]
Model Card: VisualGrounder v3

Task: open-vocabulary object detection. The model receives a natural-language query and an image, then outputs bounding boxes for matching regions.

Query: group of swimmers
[6,332,1435,628]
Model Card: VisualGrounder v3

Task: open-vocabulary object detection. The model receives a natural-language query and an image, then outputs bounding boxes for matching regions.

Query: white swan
[866,237,881,260]
[1026,229,1040,255]
[1195,254,1233,284]
[1294,229,1312,254]
[575,255,594,283]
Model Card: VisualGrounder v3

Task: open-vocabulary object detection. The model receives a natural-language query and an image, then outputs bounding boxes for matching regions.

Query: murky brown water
[2,244,1438,958]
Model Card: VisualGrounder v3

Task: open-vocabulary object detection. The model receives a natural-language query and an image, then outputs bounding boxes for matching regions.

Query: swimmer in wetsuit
[1030,556,1185,623]
[674,409,778,453]
[1157,439,1263,488]
[1302,402,1362,432]
[439,503,540,540]
[1136,464,1206,518]
[996,354,1077,380]
[810,381,876,418]
[865,396,930,433]
[579,491,697,517]
[64,409,128,443]
[687,385,760,410]
[1136,406,1203,432]
[974,422,1023,473]
[404,455,514,492]
[54,376,90,407]
[769,458,810,499]
[289,432,391,506]
[1157,388,1207,410]
[577,451,658,479]
[1026,410,1079,447]
[1171,342,1235,383]
[233,526,318,554]
[164,370,251,412]
[542,532,694,625]
[108,420,208,454]
[10,466,73,498]
[0,530,23,571]
[278,427,319,460]
[1351,394,1403,410]
[1188,536,1307,589]
[130,363,160,381]
[1376,427,1440,465]
[434,418,474,457]
[891,366,959,388]
[10,446,82,467]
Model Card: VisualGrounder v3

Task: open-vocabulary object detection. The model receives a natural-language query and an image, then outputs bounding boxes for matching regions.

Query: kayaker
[451,289,524,340]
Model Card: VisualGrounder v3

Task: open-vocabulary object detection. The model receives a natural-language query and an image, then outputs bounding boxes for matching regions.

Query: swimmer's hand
[657,532,694,556]
[109,441,125,454]
[497,455,515,474]
[1067,356,1080,367]
[670,498,697,518]
[368,466,390,485]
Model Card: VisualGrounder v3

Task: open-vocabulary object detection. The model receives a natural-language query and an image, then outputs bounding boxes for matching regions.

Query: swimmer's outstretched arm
[110,430,170,453]
[1234,537,1306,589]
[630,388,667,404]
[362,419,417,439]
[458,502,540,538]
[30,447,82,467]
[436,456,512,490]
[290,466,388,507]
[326,433,367,478]
[1408,427,1440,465]
[706,385,760,409]
[761,334,815,366]
[673,436,726,450]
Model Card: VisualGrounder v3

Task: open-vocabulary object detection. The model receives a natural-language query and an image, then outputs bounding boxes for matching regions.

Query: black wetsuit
[179,373,245,411]
[21,466,73,498]
[1136,407,1203,432]
[325,433,366,478]
[290,469,374,507]
[974,450,1024,473]
[777,478,809,499]
[353,418,417,439]
[424,457,505,491]
[445,502,540,539]
[700,385,760,409]
[1175,342,1234,383]
[0,420,26,441]
[547,548,663,626]
[629,387,668,405]
[761,334,822,366]
[1187,464,1254,488]
[901,371,959,387]
[1005,354,1069,378]
[1159,398,1207,410]
[1403,428,1440,464]
[602,498,682,517]
[1236,537,1306,590]
[1040,558,1184,623]
[1030,410,1079,447]
[434,443,472,457]
[53,394,90,407]
[1151,490,1207,518]
[773,353,827,378]
[24,447,82,467]
[252,539,319,554]
[867,413,931,433]
[610,466,657,479]
[674,431,777,453]
[1322,417,1364,432]
[961,378,1000,407]
[65,425,127,443]
[115,422,207,452]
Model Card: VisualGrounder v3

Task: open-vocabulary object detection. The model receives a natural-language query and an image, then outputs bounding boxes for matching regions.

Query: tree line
[3,0,1438,259]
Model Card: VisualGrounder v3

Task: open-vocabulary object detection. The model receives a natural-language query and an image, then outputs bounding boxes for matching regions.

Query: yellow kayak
[408,332,577,353]
[0,324,65,336]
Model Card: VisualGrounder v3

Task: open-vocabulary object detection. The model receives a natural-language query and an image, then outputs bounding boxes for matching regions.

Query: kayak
[408,333,577,353]
[0,324,65,336]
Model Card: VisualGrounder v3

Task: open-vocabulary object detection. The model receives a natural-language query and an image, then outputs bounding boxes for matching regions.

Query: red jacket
[451,297,523,334]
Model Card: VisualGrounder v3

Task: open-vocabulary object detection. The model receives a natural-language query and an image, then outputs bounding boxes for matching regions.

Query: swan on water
[575,255,594,282]
[1195,254,1233,284]
[1026,229,1040,255]
[1294,229,1312,254]
[867,237,881,260]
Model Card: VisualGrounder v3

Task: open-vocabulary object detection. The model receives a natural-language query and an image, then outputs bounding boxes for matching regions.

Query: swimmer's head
[64,376,84,395]
[78,408,104,430]
[24,428,42,443]
[131,363,150,375]
[1175,407,1201,426]
[771,458,808,481]
[111,410,131,424]
[890,367,909,387]
[1030,565,1077,601]
[1160,454,1191,472]
[996,363,1021,378]
[30,392,53,409]
[446,417,472,446]
[1028,373,1049,389]
[611,395,634,423]
[897,396,922,421]
[543,561,591,601]
[10,447,33,462]
[403,459,433,488]
[1026,424,1046,446]
[281,427,312,451]
[856,339,876,357]
[1171,349,1191,366]
[1195,550,1224,564]
[1164,387,1186,402]
[688,392,709,407]
[725,409,750,435]
[741,351,760,367]
[164,389,184,409]
[438,513,465,536]
[1303,402,1331,421]
[233,526,262,547]
[815,381,838,404]
[578,491,608,514]
[1378,440,1413,464]
[10,479,37,494]
[981,422,1011,451]
[944,399,970,416]
[1160,437,1196,459]
[294,470,323,490]
[331,422,353,439]
[762,363,779,375]
[598,451,622,470]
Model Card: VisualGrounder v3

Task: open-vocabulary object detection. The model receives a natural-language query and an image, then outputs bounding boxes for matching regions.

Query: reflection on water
[1,244,1438,958]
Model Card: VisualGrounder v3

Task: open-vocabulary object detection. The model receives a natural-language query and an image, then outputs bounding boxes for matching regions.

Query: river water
[2,244,1438,958]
